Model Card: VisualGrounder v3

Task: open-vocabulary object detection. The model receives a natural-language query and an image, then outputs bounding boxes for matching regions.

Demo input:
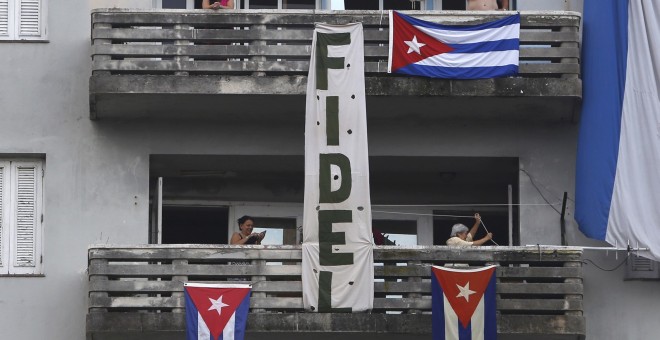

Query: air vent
[625,255,660,280]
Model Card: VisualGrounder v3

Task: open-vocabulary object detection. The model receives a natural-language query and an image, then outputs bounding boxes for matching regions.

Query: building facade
[0,0,657,339]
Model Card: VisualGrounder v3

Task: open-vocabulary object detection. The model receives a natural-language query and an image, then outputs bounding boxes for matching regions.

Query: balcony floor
[90,75,581,122]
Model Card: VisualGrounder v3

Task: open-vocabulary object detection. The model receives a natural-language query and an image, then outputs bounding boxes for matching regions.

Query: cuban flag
[575,0,660,260]
[388,11,519,79]
[432,265,497,340]
[184,283,251,340]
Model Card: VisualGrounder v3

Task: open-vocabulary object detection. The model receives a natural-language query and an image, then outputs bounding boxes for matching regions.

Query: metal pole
[508,184,513,246]
[560,192,568,245]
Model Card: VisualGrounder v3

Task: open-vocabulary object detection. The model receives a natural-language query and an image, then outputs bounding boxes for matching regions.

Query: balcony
[90,9,582,122]
[87,245,585,340]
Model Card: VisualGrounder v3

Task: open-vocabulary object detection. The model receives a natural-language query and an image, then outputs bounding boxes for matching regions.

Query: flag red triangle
[391,11,454,72]
[186,286,251,339]
[432,266,495,328]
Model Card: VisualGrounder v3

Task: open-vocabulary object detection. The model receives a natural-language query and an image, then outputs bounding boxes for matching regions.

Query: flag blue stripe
[431,274,445,340]
[398,11,520,31]
[185,290,200,340]
[448,39,519,54]
[396,64,518,80]
[484,272,498,339]
[458,321,471,340]
[232,293,251,340]
[575,0,629,239]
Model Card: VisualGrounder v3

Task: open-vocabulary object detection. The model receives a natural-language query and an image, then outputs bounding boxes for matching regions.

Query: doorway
[230,204,303,245]
[161,206,229,244]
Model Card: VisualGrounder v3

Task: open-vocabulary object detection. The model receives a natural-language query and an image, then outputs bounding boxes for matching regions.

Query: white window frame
[153,0,195,9]
[0,159,44,276]
[0,0,48,41]
[244,0,321,9]
[340,0,425,10]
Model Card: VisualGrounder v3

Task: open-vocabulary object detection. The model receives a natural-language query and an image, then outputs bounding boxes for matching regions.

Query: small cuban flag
[388,11,520,79]
[432,265,497,340]
[184,283,252,340]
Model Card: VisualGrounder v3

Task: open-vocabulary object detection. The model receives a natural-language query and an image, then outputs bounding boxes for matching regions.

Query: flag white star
[456,282,476,302]
[208,295,230,316]
[404,35,426,55]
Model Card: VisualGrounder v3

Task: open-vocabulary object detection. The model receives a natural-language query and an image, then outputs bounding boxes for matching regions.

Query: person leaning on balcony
[230,215,265,245]
[467,0,509,10]
[203,0,235,9]
[446,213,493,247]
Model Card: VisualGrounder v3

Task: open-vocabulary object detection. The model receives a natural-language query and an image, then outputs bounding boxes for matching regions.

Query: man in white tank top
[467,0,509,11]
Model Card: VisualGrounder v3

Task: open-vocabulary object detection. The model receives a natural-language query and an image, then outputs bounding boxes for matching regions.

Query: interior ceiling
[151,155,519,206]
[150,155,518,178]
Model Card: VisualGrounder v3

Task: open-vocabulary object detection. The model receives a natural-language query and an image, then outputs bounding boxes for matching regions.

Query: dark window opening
[344,0,379,10]
[384,0,420,10]
[442,0,465,10]
[163,0,188,8]
[283,0,317,9]
[161,206,229,244]
[149,155,519,246]
[241,0,278,9]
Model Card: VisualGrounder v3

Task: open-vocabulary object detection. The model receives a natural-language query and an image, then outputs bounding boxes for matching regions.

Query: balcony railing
[89,9,582,121]
[87,245,585,339]
[91,9,580,77]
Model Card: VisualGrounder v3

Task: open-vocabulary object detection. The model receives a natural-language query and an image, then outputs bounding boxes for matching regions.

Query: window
[239,0,319,9]
[0,0,47,41]
[0,159,44,275]
[344,0,424,10]
[154,0,195,9]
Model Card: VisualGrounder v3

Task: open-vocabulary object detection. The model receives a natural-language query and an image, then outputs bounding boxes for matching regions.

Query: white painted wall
[91,0,154,9]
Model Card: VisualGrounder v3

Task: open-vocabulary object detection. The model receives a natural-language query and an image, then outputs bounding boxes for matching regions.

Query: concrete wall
[1,1,658,340]
[0,2,144,339]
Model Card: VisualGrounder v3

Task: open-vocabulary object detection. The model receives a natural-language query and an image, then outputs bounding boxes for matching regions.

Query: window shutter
[0,163,8,273]
[9,161,43,274]
[0,0,10,38]
[17,0,41,38]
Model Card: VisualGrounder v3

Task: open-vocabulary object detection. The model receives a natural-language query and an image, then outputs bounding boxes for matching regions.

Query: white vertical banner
[302,22,374,312]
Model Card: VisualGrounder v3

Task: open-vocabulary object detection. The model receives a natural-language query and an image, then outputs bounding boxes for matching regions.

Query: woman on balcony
[467,0,509,11]
[446,213,493,247]
[230,215,265,245]
[202,0,235,9]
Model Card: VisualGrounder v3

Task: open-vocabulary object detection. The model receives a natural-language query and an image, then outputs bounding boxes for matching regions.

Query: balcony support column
[252,259,266,313]
[560,26,579,79]
[251,24,266,77]
[172,259,189,313]
[174,24,191,76]
[407,260,422,314]
[564,260,583,316]
[89,258,109,313]
[92,23,112,76]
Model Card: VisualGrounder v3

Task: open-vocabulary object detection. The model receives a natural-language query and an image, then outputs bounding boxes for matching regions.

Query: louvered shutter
[9,161,43,275]
[17,0,41,38]
[0,0,11,39]
[0,162,8,274]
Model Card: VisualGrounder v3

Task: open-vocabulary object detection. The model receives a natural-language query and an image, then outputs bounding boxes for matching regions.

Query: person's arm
[468,213,481,238]
[500,0,509,10]
[230,232,258,245]
[472,233,493,246]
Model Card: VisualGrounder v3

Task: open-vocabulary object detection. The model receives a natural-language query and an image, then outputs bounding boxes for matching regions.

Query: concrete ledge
[86,313,585,339]
[90,75,581,122]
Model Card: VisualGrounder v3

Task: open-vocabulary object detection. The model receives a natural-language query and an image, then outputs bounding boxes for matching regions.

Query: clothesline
[372,202,561,207]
